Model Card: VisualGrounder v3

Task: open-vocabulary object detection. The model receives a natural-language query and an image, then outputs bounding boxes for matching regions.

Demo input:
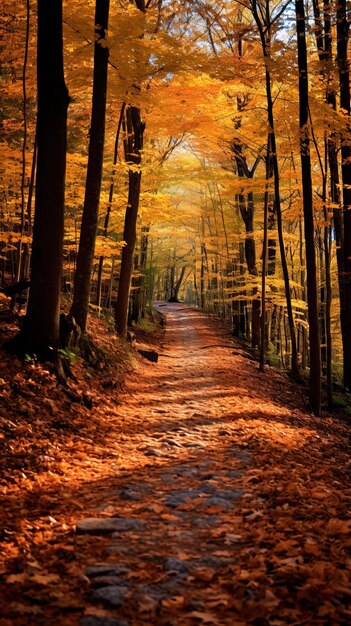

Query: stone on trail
[164,488,206,508]
[218,428,231,436]
[197,555,236,568]
[90,576,128,588]
[226,470,242,479]
[215,489,242,501]
[76,517,144,535]
[81,617,129,626]
[91,585,129,608]
[119,488,141,502]
[199,473,217,481]
[143,447,165,457]
[198,496,233,510]
[138,349,158,362]
[86,565,130,579]
[183,440,208,448]
[193,515,220,528]
[200,483,215,494]
[163,556,193,574]
[162,438,183,448]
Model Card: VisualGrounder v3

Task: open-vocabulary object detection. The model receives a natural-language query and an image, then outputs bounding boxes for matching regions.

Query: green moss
[333,392,351,414]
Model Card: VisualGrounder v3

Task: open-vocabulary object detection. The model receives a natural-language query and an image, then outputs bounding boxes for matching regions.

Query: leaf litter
[0,303,351,625]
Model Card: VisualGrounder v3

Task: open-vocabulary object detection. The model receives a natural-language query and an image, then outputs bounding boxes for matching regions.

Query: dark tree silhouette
[8,0,69,359]
[70,0,110,334]
[296,0,321,415]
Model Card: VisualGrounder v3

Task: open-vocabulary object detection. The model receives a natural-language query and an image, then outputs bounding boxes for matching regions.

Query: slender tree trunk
[252,1,299,378]
[296,0,321,414]
[17,0,30,282]
[70,0,110,332]
[312,0,337,408]
[200,242,206,309]
[321,0,346,396]
[233,156,260,346]
[115,106,145,337]
[22,127,37,282]
[173,266,186,301]
[96,101,126,308]
[131,225,149,320]
[139,225,149,315]
[8,0,69,359]
[325,223,332,409]
[260,137,271,371]
[336,0,351,389]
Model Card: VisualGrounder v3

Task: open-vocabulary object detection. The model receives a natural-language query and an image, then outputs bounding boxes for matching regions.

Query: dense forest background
[0,0,350,416]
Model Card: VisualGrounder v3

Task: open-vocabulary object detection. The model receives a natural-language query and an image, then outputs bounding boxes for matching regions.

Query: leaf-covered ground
[1,304,351,625]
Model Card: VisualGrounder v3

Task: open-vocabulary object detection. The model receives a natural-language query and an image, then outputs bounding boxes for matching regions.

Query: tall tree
[336,0,351,389]
[8,0,69,359]
[295,0,321,414]
[96,101,126,308]
[251,0,299,378]
[232,143,261,348]
[311,0,335,408]
[17,0,30,282]
[115,0,147,337]
[115,105,145,336]
[70,0,110,333]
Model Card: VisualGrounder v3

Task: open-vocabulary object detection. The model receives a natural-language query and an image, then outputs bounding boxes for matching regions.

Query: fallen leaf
[6,573,28,584]
[137,594,158,613]
[31,573,61,585]
[187,611,220,623]
[9,603,43,615]
[225,533,242,544]
[161,596,185,609]
[191,567,216,582]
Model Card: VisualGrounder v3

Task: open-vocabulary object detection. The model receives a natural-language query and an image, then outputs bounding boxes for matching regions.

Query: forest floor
[1,303,351,626]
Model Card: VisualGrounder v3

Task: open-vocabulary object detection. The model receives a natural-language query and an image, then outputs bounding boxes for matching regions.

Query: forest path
[75,304,351,626]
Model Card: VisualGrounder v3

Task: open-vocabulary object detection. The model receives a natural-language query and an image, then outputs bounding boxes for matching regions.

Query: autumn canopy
[1,0,350,409]
[1,2,351,624]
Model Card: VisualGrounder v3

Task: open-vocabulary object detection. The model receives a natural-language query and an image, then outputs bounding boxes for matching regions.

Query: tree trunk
[22,126,37,282]
[173,266,186,301]
[8,0,69,359]
[260,137,271,371]
[233,152,260,347]
[70,0,110,332]
[131,225,149,320]
[200,242,206,309]
[96,101,125,308]
[252,0,299,378]
[115,106,145,337]
[296,0,321,414]
[336,0,351,390]
[311,0,338,408]
[17,0,30,282]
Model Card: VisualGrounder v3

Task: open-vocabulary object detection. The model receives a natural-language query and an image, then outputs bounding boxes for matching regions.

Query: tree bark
[336,0,351,389]
[17,0,30,282]
[115,106,145,337]
[130,225,149,320]
[96,101,125,308]
[8,0,69,359]
[70,0,110,332]
[252,0,299,378]
[296,0,321,414]
[232,144,261,347]
[260,137,271,371]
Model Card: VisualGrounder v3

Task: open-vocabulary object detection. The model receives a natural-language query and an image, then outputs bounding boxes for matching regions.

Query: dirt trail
[75,304,351,626]
[1,304,351,626]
